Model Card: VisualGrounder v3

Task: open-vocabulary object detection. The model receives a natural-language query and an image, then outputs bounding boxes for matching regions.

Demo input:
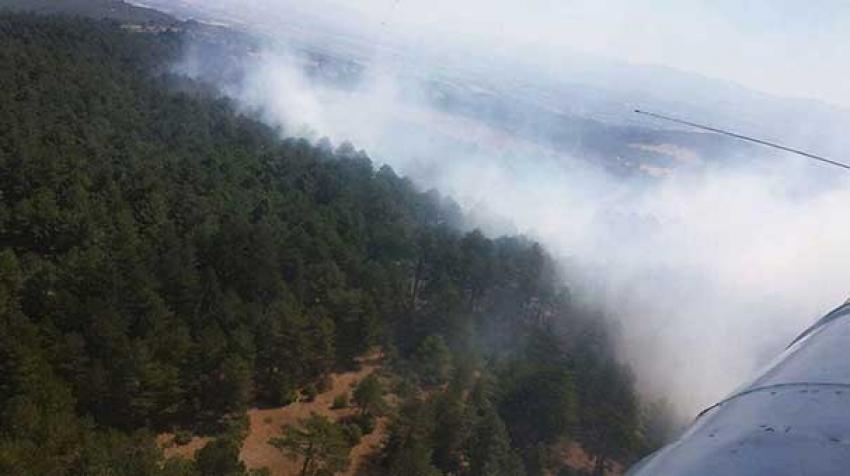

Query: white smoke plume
[169,1,850,418]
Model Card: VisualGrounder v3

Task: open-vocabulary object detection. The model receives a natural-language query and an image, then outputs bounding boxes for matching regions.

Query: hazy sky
[221,0,850,108]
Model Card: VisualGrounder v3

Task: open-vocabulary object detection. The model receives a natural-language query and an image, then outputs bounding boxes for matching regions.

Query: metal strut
[634,109,850,171]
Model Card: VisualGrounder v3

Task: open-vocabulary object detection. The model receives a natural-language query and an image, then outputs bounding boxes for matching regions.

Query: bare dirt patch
[629,143,701,164]
[555,440,623,476]
[156,433,212,460]
[157,353,391,474]
[240,362,387,475]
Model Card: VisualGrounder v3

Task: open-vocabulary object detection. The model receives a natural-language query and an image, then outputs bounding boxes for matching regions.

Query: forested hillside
[0,14,658,476]
[0,0,176,24]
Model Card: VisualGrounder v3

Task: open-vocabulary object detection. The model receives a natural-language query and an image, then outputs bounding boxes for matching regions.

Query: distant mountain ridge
[14,0,843,174]
[0,0,176,24]
[131,0,850,167]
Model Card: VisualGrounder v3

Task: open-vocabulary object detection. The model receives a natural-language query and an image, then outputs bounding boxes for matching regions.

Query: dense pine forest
[0,13,664,476]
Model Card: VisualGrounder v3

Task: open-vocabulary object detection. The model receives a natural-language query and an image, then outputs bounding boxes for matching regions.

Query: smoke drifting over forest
[173,2,850,418]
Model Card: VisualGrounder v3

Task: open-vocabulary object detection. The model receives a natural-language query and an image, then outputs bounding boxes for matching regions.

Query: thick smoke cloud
[172,4,850,418]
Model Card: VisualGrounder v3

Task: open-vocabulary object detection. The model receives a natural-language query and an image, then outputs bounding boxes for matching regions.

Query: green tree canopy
[195,438,247,476]
[352,374,386,417]
[412,335,453,386]
[0,12,655,475]
[469,404,526,476]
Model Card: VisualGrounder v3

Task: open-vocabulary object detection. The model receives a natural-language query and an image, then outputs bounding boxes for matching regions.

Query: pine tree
[432,389,471,474]
[352,374,385,417]
[270,413,351,476]
[195,438,247,476]
[469,404,526,476]
[412,335,453,386]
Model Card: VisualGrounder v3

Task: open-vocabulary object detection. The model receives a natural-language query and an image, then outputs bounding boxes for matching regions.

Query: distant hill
[136,0,850,173]
[0,0,176,24]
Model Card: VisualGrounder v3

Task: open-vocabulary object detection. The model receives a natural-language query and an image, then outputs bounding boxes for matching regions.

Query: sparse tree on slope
[195,437,247,476]
[412,335,453,386]
[352,373,386,417]
[469,404,526,476]
[270,413,351,476]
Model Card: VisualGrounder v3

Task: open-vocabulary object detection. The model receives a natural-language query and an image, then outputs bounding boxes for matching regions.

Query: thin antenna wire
[634,109,850,171]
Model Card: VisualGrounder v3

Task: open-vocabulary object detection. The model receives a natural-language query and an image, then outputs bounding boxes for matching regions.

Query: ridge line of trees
[0,13,671,476]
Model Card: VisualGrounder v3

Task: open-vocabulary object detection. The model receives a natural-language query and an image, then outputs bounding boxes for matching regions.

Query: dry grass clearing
[240,362,386,475]
[156,433,212,460]
[159,353,390,476]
